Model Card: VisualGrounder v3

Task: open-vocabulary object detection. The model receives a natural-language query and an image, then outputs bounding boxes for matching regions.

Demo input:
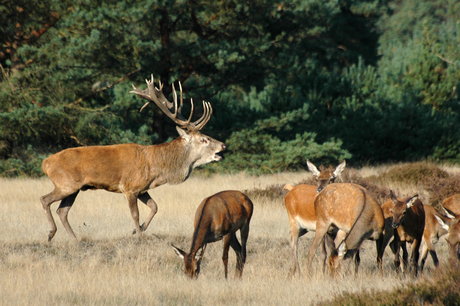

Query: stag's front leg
[136,192,158,234]
[125,192,142,236]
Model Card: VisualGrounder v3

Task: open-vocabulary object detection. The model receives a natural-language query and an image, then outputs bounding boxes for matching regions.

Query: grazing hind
[172,190,253,279]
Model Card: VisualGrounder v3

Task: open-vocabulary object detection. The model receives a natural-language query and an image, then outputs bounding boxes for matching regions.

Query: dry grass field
[0,165,454,305]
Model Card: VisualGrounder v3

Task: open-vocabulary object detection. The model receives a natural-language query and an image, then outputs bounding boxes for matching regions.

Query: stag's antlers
[130,75,212,130]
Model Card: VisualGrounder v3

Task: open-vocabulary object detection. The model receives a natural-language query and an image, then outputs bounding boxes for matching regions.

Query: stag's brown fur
[41,76,225,242]
[305,183,385,276]
[172,190,253,279]
[381,192,425,277]
[284,160,345,276]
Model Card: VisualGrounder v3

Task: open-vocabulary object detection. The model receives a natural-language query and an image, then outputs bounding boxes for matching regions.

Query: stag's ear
[176,127,192,142]
[172,245,186,259]
[406,195,418,208]
[333,160,346,177]
[306,160,320,176]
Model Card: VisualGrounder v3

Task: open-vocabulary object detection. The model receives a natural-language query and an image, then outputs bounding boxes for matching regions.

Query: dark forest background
[1,0,459,177]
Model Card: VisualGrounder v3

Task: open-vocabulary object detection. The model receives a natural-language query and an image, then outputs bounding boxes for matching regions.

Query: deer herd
[40,74,460,279]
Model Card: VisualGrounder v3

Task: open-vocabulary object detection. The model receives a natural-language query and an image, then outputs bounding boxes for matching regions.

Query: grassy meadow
[0,164,457,305]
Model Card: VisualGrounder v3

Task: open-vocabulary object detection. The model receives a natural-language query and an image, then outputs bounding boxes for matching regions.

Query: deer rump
[307,183,384,275]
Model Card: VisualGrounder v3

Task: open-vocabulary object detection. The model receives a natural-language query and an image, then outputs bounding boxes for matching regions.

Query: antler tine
[130,75,189,126]
[130,74,213,129]
[194,101,213,130]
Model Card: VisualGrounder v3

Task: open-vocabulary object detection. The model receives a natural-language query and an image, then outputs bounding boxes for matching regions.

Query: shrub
[320,267,460,306]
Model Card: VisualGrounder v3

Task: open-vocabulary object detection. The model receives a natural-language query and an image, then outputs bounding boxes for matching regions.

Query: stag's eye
[200,137,208,144]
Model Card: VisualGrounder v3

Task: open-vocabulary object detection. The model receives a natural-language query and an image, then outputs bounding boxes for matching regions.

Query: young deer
[172,190,253,279]
[381,191,425,277]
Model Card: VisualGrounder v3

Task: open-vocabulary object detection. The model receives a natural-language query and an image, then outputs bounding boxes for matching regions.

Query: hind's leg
[222,234,232,278]
[306,221,329,276]
[56,191,79,240]
[229,233,244,278]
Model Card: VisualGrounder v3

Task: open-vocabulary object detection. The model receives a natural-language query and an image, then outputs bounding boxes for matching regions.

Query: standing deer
[435,206,460,266]
[172,190,253,279]
[381,191,425,277]
[440,194,460,260]
[284,160,346,276]
[419,205,450,271]
[305,183,385,276]
[40,75,226,241]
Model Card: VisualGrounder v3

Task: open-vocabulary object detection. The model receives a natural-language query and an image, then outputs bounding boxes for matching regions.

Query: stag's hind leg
[56,191,79,240]
[135,192,158,233]
[40,188,79,242]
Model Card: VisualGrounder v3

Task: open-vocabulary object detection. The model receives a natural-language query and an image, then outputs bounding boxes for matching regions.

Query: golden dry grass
[0,167,452,305]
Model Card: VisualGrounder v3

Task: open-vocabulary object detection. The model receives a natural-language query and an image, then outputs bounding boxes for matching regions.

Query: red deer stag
[40,75,226,241]
[381,191,425,277]
[305,183,385,276]
[435,206,460,265]
[284,160,346,276]
[172,190,253,279]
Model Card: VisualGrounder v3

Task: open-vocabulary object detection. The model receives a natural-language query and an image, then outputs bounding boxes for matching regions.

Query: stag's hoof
[132,224,145,235]
[48,231,55,242]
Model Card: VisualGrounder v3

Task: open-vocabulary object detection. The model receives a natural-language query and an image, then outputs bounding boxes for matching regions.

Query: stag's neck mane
[144,137,197,186]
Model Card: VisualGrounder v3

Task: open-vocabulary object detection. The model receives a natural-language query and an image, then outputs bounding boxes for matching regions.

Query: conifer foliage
[0,0,459,176]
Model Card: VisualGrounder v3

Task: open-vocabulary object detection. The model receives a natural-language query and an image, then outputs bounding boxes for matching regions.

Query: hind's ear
[333,160,346,177]
[435,215,450,231]
[172,244,186,259]
[406,195,418,208]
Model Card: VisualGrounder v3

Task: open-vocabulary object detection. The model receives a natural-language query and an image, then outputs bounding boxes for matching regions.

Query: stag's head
[130,75,226,165]
[172,245,205,279]
[389,190,418,229]
[306,160,346,193]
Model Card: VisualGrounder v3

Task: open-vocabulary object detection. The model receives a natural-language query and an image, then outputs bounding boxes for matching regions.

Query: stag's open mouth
[214,145,227,161]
